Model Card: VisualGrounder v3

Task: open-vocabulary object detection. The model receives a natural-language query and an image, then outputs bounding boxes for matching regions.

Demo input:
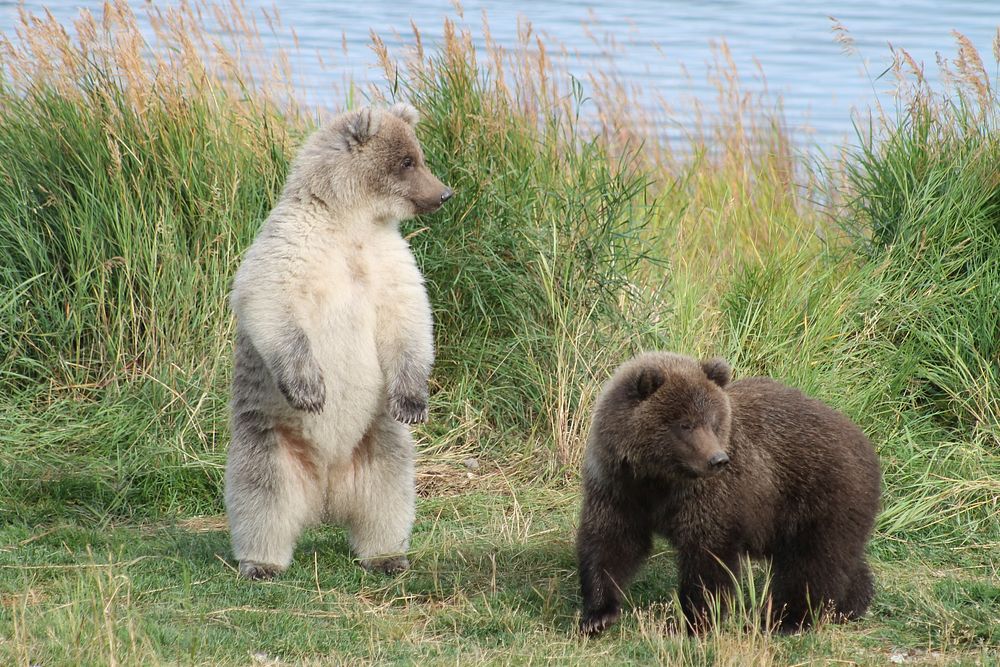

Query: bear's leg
[225,411,321,580]
[374,276,433,427]
[677,549,741,633]
[836,557,874,620]
[577,494,653,636]
[770,541,851,632]
[343,414,415,574]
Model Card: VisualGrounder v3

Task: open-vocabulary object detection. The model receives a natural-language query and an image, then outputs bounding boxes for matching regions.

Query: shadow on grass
[6,516,997,664]
[0,512,831,640]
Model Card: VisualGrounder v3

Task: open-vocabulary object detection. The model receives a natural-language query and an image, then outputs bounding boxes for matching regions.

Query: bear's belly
[299,286,383,460]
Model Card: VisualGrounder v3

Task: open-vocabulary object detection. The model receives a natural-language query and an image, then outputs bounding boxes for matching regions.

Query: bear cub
[577,352,880,635]
[225,104,452,580]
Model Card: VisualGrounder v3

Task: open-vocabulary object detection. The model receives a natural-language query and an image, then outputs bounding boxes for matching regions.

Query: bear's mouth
[411,187,454,215]
[679,463,725,479]
[678,466,704,479]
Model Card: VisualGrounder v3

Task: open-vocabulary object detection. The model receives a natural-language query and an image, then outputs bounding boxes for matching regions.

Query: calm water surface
[1,1,997,150]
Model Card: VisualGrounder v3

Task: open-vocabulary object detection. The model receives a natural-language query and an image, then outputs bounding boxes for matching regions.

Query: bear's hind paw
[239,560,283,581]
[361,555,410,575]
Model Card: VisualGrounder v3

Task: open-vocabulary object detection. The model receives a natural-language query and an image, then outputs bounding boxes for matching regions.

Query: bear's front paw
[361,555,410,575]
[389,394,428,424]
[277,369,326,414]
[580,605,621,636]
[239,560,283,581]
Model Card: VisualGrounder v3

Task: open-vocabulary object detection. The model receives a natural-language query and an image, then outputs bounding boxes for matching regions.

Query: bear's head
[286,103,453,222]
[590,352,734,480]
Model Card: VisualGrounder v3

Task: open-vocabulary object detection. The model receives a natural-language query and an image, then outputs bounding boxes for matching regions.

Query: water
[1,1,997,151]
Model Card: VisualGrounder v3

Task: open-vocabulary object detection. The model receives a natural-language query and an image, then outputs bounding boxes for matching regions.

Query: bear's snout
[708,451,729,469]
[409,172,453,215]
[681,425,727,474]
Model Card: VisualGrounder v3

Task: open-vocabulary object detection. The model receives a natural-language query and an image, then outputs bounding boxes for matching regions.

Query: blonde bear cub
[225,103,453,579]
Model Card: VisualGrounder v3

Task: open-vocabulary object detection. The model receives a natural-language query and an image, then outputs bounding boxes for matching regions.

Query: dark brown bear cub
[577,352,880,636]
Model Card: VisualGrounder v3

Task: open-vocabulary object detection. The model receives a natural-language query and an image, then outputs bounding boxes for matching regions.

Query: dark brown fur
[577,352,881,635]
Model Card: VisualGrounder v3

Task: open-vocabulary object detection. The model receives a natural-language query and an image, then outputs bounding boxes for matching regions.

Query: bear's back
[725,377,880,518]
[727,378,871,453]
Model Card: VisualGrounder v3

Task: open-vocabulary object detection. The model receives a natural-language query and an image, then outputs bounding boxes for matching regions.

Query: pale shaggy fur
[225,103,452,579]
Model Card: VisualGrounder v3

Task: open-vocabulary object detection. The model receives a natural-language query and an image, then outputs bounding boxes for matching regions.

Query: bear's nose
[440,188,454,204]
[708,452,729,469]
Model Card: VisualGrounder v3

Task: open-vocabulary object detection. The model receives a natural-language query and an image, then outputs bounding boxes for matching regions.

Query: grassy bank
[1,3,997,665]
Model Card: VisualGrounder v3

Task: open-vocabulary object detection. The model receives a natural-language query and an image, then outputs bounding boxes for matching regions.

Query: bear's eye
[401,156,415,170]
[679,422,694,431]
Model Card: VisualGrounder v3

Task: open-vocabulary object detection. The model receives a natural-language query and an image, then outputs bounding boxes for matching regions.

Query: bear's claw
[580,607,620,637]
[277,371,326,414]
[239,561,283,581]
[361,555,410,575]
[389,394,428,424]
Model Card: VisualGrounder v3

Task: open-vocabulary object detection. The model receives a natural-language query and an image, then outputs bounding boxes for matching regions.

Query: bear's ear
[387,102,419,127]
[701,357,731,388]
[634,367,665,401]
[341,107,381,150]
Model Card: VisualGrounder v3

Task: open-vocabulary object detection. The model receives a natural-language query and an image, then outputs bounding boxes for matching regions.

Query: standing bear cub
[577,352,880,635]
[226,103,452,580]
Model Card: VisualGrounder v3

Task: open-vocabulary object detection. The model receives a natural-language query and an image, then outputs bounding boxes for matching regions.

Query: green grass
[1,3,998,665]
[2,489,996,665]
